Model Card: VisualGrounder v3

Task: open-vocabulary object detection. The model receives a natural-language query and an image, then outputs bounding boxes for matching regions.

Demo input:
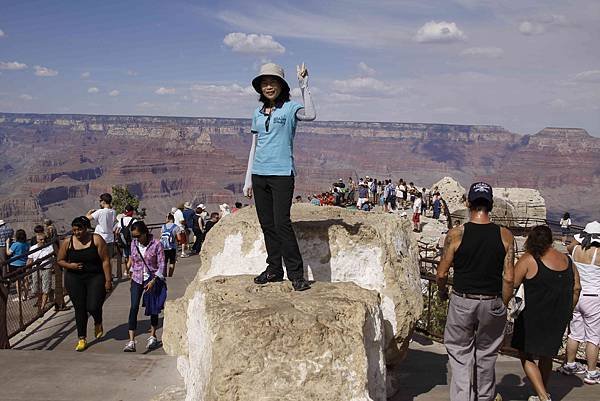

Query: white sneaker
[584,370,600,384]
[559,362,587,375]
[146,336,159,350]
[123,340,136,352]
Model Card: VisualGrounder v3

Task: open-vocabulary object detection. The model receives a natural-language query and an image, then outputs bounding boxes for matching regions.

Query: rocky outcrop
[180,204,422,364]
[494,187,547,223]
[167,275,386,401]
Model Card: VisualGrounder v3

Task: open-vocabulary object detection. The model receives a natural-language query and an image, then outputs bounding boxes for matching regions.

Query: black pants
[252,174,304,280]
[65,271,105,338]
[128,280,158,331]
[192,229,204,254]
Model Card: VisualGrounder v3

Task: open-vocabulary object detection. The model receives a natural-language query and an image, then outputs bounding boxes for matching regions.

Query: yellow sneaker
[94,325,103,339]
[75,338,87,352]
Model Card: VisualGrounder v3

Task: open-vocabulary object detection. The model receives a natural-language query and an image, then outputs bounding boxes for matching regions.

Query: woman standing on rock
[243,62,316,291]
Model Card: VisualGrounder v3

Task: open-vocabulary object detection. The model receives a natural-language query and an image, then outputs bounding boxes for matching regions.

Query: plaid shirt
[129,236,165,285]
[0,225,14,247]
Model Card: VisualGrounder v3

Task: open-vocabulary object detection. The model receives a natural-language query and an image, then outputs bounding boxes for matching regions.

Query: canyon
[0,112,597,231]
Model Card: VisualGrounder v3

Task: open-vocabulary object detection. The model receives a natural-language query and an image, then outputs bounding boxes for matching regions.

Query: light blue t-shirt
[9,241,30,267]
[251,101,303,176]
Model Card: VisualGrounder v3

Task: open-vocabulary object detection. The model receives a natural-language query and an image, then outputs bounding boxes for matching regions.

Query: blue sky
[1,0,599,136]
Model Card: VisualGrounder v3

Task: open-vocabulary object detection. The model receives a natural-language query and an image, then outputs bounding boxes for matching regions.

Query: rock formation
[181,204,421,362]
[162,204,423,400]
[431,176,547,226]
[167,275,386,401]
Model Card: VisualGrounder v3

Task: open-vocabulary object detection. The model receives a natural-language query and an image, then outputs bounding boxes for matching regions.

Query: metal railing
[0,241,64,348]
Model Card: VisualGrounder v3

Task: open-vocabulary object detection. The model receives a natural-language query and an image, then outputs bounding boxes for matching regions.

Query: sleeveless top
[571,246,600,295]
[511,255,574,356]
[66,235,103,275]
[453,222,506,295]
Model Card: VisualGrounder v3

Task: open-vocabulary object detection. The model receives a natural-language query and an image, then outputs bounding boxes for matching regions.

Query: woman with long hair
[123,220,166,352]
[560,221,600,384]
[242,63,316,291]
[511,225,581,401]
[57,216,112,351]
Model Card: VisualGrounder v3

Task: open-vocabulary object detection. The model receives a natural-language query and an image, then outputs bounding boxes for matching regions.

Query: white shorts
[357,198,368,208]
[568,295,600,346]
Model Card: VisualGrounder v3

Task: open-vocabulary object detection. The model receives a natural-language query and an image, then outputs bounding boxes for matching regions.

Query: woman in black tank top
[511,226,581,401]
[57,216,112,352]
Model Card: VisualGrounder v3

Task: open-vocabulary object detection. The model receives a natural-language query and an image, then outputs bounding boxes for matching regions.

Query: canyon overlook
[0,112,597,229]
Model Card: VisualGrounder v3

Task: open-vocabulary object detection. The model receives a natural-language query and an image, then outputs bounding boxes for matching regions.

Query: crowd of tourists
[306,176,446,232]
[0,192,241,353]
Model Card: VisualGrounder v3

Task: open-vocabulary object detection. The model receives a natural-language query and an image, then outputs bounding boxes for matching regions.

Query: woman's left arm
[95,234,112,292]
[295,63,316,121]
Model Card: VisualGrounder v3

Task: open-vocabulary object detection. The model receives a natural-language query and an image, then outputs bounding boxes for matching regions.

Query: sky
[0,0,599,136]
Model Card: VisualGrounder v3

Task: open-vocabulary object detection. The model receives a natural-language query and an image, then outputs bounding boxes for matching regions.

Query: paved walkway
[392,335,595,401]
[0,254,199,401]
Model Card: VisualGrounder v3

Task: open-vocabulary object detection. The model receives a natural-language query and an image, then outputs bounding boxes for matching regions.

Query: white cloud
[223,32,285,54]
[155,87,176,95]
[549,98,567,108]
[0,61,27,70]
[519,21,545,35]
[0,29,5,38]
[460,47,504,58]
[109,90,120,97]
[415,21,466,43]
[87,87,99,93]
[81,71,91,78]
[127,70,138,76]
[19,94,33,101]
[136,101,155,108]
[358,62,376,76]
[190,83,255,96]
[34,65,58,76]
[332,77,401,97]
[574,70,600,83]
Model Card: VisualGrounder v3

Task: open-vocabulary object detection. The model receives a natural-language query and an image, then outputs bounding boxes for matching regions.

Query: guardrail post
[0,277,9,349]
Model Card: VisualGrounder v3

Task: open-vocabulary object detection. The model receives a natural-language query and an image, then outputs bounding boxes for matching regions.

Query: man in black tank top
[436,182,515,401]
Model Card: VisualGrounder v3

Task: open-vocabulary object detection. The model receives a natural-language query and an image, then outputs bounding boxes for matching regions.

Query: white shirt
[114,215,135,232]
[137,241,150,281]
[173,209,185,229]
[92,208,116,243]
[29,243,54,269]
[413,198,422,214]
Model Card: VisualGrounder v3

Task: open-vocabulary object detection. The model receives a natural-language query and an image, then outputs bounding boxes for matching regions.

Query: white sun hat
[252,63,290,94]
[574,220,600,246]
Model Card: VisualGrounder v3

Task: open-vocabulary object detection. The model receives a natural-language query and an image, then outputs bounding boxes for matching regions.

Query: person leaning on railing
[56,216,112,352]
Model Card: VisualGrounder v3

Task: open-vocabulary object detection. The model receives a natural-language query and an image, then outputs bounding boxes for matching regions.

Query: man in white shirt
[87,193,117,274]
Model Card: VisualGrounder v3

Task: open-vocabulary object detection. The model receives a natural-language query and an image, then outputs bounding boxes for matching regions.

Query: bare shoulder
[500,226,514,241]
[93,233,106,246]
[445,225,464,248]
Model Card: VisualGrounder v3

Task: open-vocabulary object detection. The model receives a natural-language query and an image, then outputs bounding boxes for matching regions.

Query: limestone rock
[169,275,386,401]
[430,176,466,214]
[494,187,547,223]
[166,204,423,365]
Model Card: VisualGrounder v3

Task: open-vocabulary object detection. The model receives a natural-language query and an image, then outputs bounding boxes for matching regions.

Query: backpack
[160,224,177,250]
[118,217,135,248]
[387,185,396,197]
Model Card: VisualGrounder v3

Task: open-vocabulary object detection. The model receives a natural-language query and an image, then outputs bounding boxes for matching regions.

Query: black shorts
[164,249,177,264]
